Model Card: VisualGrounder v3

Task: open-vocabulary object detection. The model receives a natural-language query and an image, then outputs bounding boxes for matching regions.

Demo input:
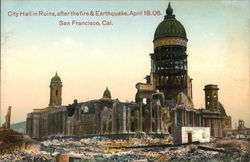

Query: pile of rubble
[1,134,250,161]
[0,129,48,161]
[172,139,250,161]
[39,137,250,161]
[0,151,53,161]
[0,129,39,154]
[38,136,174,161]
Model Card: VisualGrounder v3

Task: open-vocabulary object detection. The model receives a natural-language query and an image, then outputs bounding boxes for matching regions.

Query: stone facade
[26,106,67,139]
[26,83,170,139]
[26,79,230,140]
[134,3,231,139]
[26,3,231,141]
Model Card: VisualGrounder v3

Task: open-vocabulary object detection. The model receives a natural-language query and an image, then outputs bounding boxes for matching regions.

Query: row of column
[203,118,223,137]
[110,100,164,134]
[179,110,202,127]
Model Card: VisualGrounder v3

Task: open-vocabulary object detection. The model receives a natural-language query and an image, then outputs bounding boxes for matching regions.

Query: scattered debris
[198,145,225,153]
[0,129,39,154]
[0,136,249,161]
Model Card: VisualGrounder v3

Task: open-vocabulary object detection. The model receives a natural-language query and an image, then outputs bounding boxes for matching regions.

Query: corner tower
[49,72,62,107]
[204,84,219,110]
[151,3,192,102]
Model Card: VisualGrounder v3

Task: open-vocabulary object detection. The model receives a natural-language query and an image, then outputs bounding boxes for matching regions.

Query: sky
[1,0,249,128]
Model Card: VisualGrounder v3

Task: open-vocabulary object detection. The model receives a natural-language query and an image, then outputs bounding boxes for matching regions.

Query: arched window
[81,105,89,113]
[84,106,89,113]
[56,90,58,96]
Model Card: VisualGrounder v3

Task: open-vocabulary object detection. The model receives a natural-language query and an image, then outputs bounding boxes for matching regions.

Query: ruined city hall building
[26,3,231,142]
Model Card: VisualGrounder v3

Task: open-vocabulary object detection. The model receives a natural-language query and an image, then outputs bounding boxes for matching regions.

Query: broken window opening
[84,106,89,113]
[131,121,135,132]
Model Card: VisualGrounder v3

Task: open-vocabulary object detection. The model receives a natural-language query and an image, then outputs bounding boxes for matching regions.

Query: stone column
[199,115,202,127]
[32,113,40,139]
[100,111,103,135]
[63,111,67,135]
[139,101,143,132]
[193,112,195,126]
[186,111,188,126]
[183,111,185,126]
[127,107,131,133]
[56,112,59,134]
[184,111,186,126]
[45,113,48,137]
[149,101,153,133]
[156,101,161,133]
[219,120,222,137]
[112,103,116,134]
[175,110,178,128]
[136,110,140,132]
[181,111,184,126]
[122,105,127,133]
[159,105,162,133]
[94,104,102,135]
